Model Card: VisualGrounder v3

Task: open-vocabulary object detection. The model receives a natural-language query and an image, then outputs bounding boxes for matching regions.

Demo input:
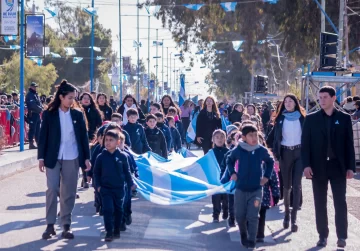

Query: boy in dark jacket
[111,113,131,147]
[155,112,172,152]
[123,108,151,154]
[168,106,184,139]
[94,130,136,242]
[167,116,182,152]
[145,114,168,159]
[226,125,274,249]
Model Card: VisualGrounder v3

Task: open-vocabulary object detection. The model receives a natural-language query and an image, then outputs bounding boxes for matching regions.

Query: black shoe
[256,238,264,243]
[291,223,298,233]
[247,240,256,249]
[222,212,228,220]
[95,205,100,214]
[29,143,37,149]
[61,225,74,239]
[113,231,120,239]
[337,239,346,248]
[57,212,60,217]
[83,181,89,189]
[125,215,132,226]
[213,216,219,223]
[76,193,80,199]
[228,217,235,228]
[42,224,56,240]
[105,232,113,242]
[316,237,327,247]
[241,233,248,247]
[119,222,126,231]
[283,212,290,229]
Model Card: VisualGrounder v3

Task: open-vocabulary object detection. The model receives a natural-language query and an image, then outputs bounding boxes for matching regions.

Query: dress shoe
[119,222,126,231]
[337,239,346,248]
[105,232,113,242]
[316,237,327,247]
[61,224,74,239]
[247,240,256,249]
[291,223,298,232]
[113,231,120,239]
[213,216,219,223]
[228,217,235,228]
[256,238,264,243]
[125,215,132,225]
[42,224,56,240]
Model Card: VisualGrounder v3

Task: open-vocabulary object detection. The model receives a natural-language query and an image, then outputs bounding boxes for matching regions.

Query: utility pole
[119,0,123,103]
[174,58,176,94]
[321,0,326,32]
[170,53,172,96]
[136,0,140,101]
[147,13,150,109]
[162,39,164,97]
[155,29,158,101]
[250,64,254,103]
[90,0,95,91]
[344,0,349,67]
[167,47,169,93]
[338,0,344,67]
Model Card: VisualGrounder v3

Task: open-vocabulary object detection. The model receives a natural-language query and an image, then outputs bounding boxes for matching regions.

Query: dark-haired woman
[271,94,305,232]
[229,103,244,124]
[196,96,222,154]
[180,100,192,141]
[161,95,180,116]
[38,80,91,240]
[80,93,103,141]
[117,94,145,125]
[97,93,113,121]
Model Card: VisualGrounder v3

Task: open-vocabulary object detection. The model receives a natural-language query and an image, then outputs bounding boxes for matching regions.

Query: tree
[0,53,58,95]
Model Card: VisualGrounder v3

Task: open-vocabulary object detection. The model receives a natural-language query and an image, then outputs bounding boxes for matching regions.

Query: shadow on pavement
[26,191,46,197]
[7,203,46,211]
[0,218,44,235]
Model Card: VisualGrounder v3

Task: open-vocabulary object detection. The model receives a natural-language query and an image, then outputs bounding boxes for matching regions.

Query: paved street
[1,151,360,251]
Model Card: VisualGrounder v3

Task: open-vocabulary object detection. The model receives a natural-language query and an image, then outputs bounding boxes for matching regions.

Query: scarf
[123,104,137,125]
[238,141,260,152]
[282,110,301,121]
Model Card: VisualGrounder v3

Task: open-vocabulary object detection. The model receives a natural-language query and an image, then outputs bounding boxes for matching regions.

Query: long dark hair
[274,93,306,121]
[80,92,103,119]
[47,79,77,112]
[161,95,181,115]
[202,96,220,119]
[122,94,139,107]
[232,103,244,112]
[96,93,111,109]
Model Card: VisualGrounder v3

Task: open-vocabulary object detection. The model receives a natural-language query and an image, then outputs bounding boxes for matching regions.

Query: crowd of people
[1,80,356,249]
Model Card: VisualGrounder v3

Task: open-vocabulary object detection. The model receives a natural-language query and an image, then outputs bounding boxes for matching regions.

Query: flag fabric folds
[73,57,83,64]
[83,7,97,16]
[65,47,76,56]
[44,7,58,17]
[133,149,235,205]
[145,5,161,16]
[186,111,199,143]
[220,2,237,12]
[50,52,61,58]
[4,36,17,42]
[183,4,204,11]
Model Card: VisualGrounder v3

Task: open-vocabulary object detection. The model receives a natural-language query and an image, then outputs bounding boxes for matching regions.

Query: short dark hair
[233,122,241,128]
[355,100,360,107]
[168,106,177,114]
[151,102,162,111]
[141,99,146,104]
[126,108,138,117]
[105,129,121,141]
[167,116,174,122]
[146,114,157,122]
[319,86,336,97]
[353,96,360,102]
[154,112,164,119]
[241,124,258,136]
[347,96,353,102]
[11,92,18,96]
[111,113,122,120]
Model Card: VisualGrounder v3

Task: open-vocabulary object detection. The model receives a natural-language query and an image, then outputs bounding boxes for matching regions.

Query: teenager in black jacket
[145,114,168,159]
[196,96,222,154]
[155,112,172,152]
[97,93,113,121]
[229,103,244,124]
[80,92,103,141]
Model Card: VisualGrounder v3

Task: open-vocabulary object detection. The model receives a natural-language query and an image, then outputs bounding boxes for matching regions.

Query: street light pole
[136,0,140,101]
[119,0,123,104]
[19,0,25,151]
[167,47,169,92]
[162,39,164,97]
[155,29,158,101]
[170,52,172,97]
[90,0,95,92]
[147,14,150,110]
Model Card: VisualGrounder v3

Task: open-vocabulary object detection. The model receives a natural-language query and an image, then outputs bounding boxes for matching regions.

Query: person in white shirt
[269,94,306,233]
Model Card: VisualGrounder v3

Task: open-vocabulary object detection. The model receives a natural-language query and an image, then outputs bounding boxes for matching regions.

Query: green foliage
[0,53,58,95]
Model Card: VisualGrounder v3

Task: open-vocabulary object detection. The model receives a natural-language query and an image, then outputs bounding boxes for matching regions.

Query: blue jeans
[235,188,263,242]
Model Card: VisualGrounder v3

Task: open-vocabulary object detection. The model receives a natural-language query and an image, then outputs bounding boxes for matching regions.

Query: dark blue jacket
[212,146,229,179]
[122,129,132,148]
[145,127,168,159]
[94,148,134,191]
[220,144,235,183]
[83,105,103,141]
[262,168,280,208]
[226,144,274,192]
[157,122,172,151]
[38,109,90,169]
[25,88,43,115]
[123,122,151,154]
[88,144,104,178]
[175,120,184,138]
[170,127,182,152]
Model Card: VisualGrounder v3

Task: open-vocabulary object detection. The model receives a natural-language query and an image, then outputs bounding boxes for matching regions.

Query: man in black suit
[301,86,355,248]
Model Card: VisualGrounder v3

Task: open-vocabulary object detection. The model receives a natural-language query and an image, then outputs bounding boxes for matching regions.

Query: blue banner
[26,15,44,57]
[179,74,186,106]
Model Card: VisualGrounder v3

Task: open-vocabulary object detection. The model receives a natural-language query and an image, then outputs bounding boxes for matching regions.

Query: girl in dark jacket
[97,93,113,121]
[196,96,222,154]
[161,95,181,116]
[268,94,306,232]
[117,94,145,125]
[229,103,244,124]
[80,92,103,141]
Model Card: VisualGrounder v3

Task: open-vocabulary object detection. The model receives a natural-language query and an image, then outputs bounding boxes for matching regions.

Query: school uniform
[83,105,103,140]
[170,127,182,152]
[145,127,168,159]
[123,122,151,154]
[38,108,90,228]
[195,110,222,154]
[157,122,172,151]
[121,128,132,148]
[89,144,105,213]
[99,104,113,121]
[94,148,134,236]
[175,120,184,141]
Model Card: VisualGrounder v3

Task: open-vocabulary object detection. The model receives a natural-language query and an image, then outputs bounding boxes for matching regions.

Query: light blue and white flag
[83,7,97,16]
[232,40,243,51]
[263,0,278,3]
[4,36,17,42]
[208,41,216,48]
[90,46,101,52]
[10,45,20,50]
[220,2,237,12]
[183,4,204,11]
[50,52,61,58]
[221,115,231,130]
[195,50,204,55]
[153,41,163,46]
[73,57,83,64]
[133,40,142,48]
[65,47,76,56]
[145,5,161,16]
[179,74,186,106]
[30,58,43,66]
[44,7,58,17]
[112,85,118,92]
[186,110,199,143]
[216,50,225,54]
[96,56,105,60]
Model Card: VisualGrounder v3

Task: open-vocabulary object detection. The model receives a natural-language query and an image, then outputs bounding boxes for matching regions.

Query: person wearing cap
[25,82,43,149]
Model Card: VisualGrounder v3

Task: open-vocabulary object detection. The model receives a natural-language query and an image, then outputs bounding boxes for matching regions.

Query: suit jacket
[301,109,355,180]
[38,108,90,169]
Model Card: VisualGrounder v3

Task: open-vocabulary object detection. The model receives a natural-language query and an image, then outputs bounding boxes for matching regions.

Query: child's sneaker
[125,215,132,225]
[228,217,236,227]
[241,233,248,247]
[113,230,120,239]
[120,221,127,231]
[222,212,229,220]
[213,216,219,223]
[247,241,256,249]
[105,232,113,242]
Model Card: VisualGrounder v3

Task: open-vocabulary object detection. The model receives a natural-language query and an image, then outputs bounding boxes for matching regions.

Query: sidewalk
[0,145,37,180]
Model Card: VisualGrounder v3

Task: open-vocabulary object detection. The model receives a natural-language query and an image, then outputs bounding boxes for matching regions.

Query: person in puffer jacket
[144,114,168,159]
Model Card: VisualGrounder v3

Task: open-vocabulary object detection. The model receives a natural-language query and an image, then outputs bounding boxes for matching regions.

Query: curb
[0,153,38,180]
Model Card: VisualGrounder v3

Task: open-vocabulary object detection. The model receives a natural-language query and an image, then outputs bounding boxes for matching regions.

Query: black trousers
[123,184,132,219]
[228,194,234,218]
[201,139,213,155]
[101,188,124,234]
[182,117,190,141]
[312,160,348,239]
[28,113,40,143]
[212,194,228,217]
[257,206,267,239]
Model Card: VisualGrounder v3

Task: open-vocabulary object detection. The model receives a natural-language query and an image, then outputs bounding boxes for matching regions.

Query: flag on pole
[144,5,161,16]
[50,52,61,58]
[232,41,244,51]
[44,7,58,17]
[73,57,83,64]
[186,111,199,143]
[220,2,237,12]
[179,74,186,106]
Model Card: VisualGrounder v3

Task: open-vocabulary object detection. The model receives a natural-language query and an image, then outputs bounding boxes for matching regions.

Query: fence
[0,108,28,149]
